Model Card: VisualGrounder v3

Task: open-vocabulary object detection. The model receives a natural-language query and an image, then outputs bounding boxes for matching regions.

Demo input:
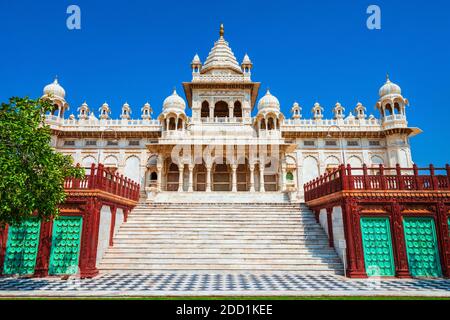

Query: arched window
[267,117,275,130]
[260,119,266,130]
[233,101,242,118]
[385,104,393,116]
[214,101,229,118]
[177,118,183,130]
[286,172,294,181]
[168,117,176,130]
[150,172,158,181]
[394,102,401,115]
[201,101,209,118]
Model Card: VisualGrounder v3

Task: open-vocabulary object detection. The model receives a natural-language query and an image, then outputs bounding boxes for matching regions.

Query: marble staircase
[99,201,343,274]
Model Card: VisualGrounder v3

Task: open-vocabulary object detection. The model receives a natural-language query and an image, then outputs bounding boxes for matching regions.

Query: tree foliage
[0,97,84,226]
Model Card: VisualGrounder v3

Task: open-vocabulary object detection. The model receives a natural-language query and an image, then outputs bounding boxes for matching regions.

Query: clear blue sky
[1,0,449,166]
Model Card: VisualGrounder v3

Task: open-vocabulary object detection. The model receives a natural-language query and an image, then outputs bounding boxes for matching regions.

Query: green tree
[0,97,84,226]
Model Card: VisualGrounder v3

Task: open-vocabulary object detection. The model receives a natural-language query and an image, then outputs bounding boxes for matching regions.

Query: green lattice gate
[49,216,83,275]
[403,217,442,278]
[3,218,41,275]
[360,217,395,276]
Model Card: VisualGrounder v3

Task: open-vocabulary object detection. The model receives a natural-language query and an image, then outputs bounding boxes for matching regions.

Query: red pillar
[326,207,334,247]
[436,202,450,277]
[0,225,9,275]
[79,199,101,278]
[34,220,53,277]
[109,206,117,247]
[341,198,367,278]
[390,202,410,278]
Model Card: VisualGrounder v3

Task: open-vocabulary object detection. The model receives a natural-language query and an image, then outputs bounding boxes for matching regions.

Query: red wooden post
[362,164,368,190]
[413,164,419,190]
[0,225,9,275]
[109,206,117,247]
[341,199,367,278]
[396,164,403,190]
[79,199,101,278]
[346,164,353,190]
[435,202,450,277]
[390,202,410,278]
[326,207,334,247]
[379,164,386,190]
[339,164,347,190]
[88,163,96,188]
[446,164,450,190]
[430,164,438,190]
[34,220,53,277]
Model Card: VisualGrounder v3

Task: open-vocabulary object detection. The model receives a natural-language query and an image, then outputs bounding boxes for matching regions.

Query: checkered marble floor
[1,273,450,297]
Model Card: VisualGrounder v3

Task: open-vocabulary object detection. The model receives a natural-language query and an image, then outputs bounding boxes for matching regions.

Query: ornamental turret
[354,102,367,120]
[332,102,345,120]
[77,101,89,120]
[42,77,69,118]
[141,102,153,119]
[241,54,253,74]
[312,102,324,120]
[291,102,302,119]
[158,89,188,131]
[376,75,409,123]
[191,54,202,74]
[99,102,111,120]
[255,89,284,131]
[121,102,132,120]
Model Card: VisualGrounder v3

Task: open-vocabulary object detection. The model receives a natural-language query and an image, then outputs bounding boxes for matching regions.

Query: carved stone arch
[214,100,229,118]
[233,101,242,118]
[201,101,209,118]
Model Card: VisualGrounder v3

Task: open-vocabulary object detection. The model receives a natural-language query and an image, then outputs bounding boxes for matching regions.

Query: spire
[386,73,390,83]
[220,23,224,37]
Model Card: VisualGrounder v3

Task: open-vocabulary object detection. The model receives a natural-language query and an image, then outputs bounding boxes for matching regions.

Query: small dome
[257,89,280,111]
[43,77,66,99]
[163,89,186,111]
[242,54,252,65]
[192,54,201,65]
[379,76,402,98]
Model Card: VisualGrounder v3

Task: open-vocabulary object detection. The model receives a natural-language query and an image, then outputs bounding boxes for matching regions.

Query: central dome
[163,89,186,112]
[257,89,280,111]
[201,24,242,74]
[379,77,402,98]
[43,77,66,99]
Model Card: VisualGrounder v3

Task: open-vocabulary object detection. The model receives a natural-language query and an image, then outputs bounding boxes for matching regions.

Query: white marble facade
[42,25,420,202]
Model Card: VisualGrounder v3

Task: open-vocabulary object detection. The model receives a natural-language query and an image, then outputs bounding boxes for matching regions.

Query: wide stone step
[99,264,343,271]
[110,243,332,249]
[103,248,337,255]
[117,230,324,235]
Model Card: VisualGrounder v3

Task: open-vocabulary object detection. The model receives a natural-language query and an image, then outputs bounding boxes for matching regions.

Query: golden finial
[386,72,390,82]
[220,23,224,37]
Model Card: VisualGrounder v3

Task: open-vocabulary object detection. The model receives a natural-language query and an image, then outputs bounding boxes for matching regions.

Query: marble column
[259,167,265,192]
[178,164,184,192]
[232,165,237,192]
[281,166,286,192]
[156,165,162,192]
[206,164,212,192]
[188,164,194,192]
[249,165,255,192]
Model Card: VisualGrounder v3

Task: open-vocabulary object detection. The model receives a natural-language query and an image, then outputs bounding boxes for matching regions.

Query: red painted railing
[304,164,450,202]
[64,163,140,202]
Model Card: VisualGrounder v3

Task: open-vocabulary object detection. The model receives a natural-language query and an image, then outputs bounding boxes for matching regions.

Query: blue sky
[0,0,449,166]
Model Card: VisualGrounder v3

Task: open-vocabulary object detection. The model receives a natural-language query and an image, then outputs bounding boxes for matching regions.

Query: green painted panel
[49,216,83,275]
[360,217,395,276]
[3,218,41,275]
[403,217,442,278]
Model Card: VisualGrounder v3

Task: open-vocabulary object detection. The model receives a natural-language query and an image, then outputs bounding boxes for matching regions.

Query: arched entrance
[212,160,231,191]
[214,101,229,118]
[237,161,250,191]
[264,161,279,192]
[233,101,242,118]
[201,101,209,118]
[194,162,207,191]
[166,162,179,191]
